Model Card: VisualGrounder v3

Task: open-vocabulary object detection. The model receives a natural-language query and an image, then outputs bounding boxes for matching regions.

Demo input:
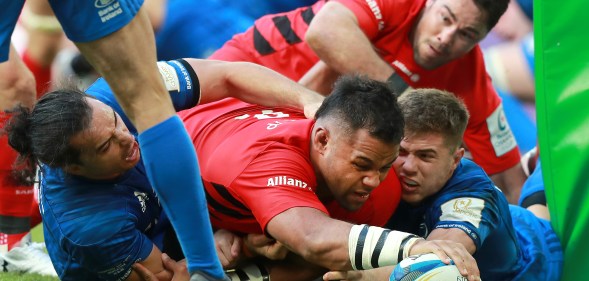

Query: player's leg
[20,0,64,97]
[48,0,225,278]
[0,42,36,252]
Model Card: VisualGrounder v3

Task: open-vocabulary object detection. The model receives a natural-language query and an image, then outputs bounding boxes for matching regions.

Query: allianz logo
[267,176,311,191]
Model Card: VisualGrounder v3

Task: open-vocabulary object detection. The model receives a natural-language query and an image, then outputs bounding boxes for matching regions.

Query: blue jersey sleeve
[61,214,153,281]
[85,59,201,134]
[426,160,502,250]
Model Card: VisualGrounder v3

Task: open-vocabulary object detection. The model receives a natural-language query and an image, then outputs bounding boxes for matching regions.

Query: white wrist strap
[226,262,270,281]
[348,224,421,270]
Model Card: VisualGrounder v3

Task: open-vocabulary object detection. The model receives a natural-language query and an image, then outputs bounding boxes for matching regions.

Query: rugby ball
[390,253,466,281]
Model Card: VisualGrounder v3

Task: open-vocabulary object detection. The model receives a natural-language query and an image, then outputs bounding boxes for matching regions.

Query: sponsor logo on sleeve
[440,198,484,228]
[134,191,148,213]
[169,60,192,90]
[98,255,137,281]
[365,0,385,30]
[156,62,181,93]
[96,1,122,23]
[267,176,312,191]
[486,104,517,157]
[392,60,420,82]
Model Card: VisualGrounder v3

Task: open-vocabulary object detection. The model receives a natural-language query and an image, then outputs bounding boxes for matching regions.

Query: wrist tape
[225,262,270,281]
[386,72,409,96]
[348,224,421,270]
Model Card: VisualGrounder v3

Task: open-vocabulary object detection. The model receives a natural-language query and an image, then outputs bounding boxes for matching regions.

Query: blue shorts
[1,0,143,62]
[0,0,25,61]
[510,205,562,281]
[48,0,143,42]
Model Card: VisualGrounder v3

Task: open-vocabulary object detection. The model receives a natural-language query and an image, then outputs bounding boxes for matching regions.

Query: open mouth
[401,177,419,192]
[125,141,139,162]
[355,191,371,200]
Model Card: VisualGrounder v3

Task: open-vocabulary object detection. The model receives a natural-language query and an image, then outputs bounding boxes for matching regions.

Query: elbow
[305,27,327,54]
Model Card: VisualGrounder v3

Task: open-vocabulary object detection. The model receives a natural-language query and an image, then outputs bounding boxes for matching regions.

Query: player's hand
[303,101,323,119]
[409,239,480,281]
[214,229,242,269]
[322,270,363,281]
[244,233,288,261]
[134,253,189,281]
[323,267,392,281]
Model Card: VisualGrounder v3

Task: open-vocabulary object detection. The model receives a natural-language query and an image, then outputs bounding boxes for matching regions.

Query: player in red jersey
[210,0,526,204]
[179,75,480,281]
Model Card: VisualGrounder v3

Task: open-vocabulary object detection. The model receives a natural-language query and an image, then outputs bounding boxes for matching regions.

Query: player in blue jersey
[1,1,228,279]
[4,59,324,281]
[519,159,550,220]
[323,88,562,281]
[383,89,562,280]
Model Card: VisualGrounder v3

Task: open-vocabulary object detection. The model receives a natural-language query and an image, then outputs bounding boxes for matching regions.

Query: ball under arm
[348,224,422,270]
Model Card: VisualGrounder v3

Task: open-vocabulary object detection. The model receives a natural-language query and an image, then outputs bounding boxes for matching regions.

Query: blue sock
[138,116,224,278]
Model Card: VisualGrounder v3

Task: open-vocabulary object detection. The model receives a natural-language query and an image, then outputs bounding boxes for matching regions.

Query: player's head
[5,88,140,181]
[393,88,469,205]
[311,75,404,211]
[411,0,509,69]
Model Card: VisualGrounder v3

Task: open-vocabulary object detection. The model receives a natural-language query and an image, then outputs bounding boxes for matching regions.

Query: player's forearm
[305,2,393,81]
[489,163,525,204]
[0,45,36,111]
[225,62,324,110]
[268,209,419,271]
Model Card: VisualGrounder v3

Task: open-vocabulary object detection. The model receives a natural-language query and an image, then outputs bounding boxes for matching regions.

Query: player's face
[319,128,399,211]
[411,0,488,69]
[66,98,140,180]
[393,132,462,205]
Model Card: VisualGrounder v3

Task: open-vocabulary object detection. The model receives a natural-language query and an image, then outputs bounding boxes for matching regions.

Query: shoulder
[41,180,138,246]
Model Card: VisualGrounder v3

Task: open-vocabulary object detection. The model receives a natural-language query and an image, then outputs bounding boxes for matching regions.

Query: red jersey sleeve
[230,143,328,233]
[334,0,421,40]
[446,48,521,174]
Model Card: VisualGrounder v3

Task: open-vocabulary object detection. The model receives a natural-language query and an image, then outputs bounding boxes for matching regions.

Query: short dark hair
[398,88,469,149]
[3,87,95,184]
[315,75,404,144]
[473,0,510,30]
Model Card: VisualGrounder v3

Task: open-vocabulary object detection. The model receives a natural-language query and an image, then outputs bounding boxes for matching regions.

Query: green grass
[0,224,59,281]
[0,272,59,281]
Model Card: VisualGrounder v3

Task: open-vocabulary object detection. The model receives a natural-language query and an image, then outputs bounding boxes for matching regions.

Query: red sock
[0,113,34,252]
[21,49,52,98]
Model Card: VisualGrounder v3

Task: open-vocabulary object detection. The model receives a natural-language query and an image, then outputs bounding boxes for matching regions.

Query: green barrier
[536,0,589,279]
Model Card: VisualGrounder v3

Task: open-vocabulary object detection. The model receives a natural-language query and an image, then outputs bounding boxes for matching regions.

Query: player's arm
[184,59,324,118]
[297,60,340,96]
[265,207,480,280]
[426,228,477,254]
[489,164,526,204]
[323,267,393,281]
[0,44,36,111]
[128,244,173,281]
[305,2,394,81]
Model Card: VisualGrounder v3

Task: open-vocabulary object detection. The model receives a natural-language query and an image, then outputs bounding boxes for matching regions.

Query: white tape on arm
[349,224,422,270]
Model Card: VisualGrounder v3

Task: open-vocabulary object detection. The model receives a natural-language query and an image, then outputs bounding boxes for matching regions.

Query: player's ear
[312,126,329,155]
[452,147,464,167]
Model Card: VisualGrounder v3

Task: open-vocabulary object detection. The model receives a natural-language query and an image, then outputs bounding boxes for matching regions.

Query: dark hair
[473,0,510,30]
[398,88,469,149]
[315,75,404,144]
[3,88,95,185]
